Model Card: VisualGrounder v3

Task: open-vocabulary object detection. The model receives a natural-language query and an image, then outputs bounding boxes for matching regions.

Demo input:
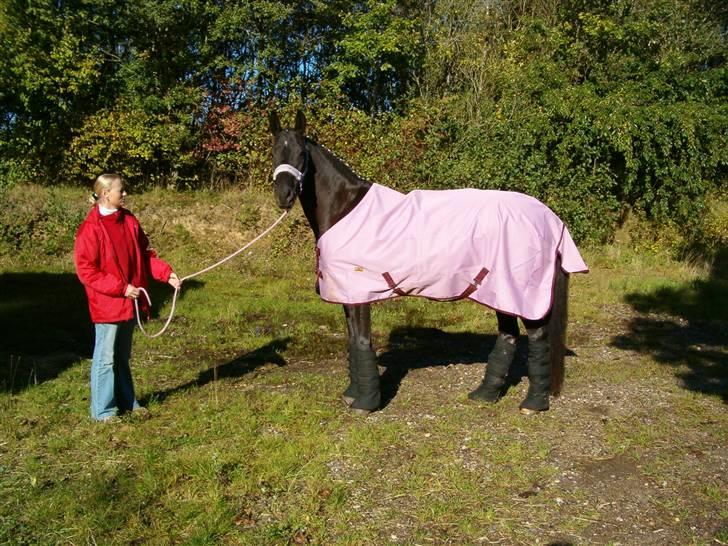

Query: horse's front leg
[342,303,380,414]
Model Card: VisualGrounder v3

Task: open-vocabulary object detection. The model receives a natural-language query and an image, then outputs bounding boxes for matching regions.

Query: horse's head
[269,110,307,210]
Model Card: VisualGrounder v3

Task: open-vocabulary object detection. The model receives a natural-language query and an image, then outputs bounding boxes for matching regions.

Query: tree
[326,0,423,112]
[0,0,112,181]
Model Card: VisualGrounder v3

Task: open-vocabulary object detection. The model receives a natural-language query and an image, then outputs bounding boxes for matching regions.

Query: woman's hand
[125,284,140,299]
[168,272,182,290]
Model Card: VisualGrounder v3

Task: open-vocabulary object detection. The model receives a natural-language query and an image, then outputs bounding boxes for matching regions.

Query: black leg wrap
[468,335,516,402]
[520,328,551,412]
[343,341,359,401]
[350,347,380,411]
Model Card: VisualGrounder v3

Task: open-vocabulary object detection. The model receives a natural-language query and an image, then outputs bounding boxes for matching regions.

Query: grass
[1,186,727,545]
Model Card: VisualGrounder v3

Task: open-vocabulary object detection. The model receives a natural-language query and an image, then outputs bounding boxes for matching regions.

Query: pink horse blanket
[316,184,588,320]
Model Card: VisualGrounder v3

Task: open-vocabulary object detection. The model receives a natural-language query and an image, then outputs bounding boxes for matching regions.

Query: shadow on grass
[611,247,728,403]
[378,327,532,408]
[140,337,291,406]
[1,272,90,392]
[0,271,203,393]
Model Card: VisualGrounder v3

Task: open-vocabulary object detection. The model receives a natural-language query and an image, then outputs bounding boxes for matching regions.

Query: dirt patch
[558,454,680,545]
[276,302,727,545]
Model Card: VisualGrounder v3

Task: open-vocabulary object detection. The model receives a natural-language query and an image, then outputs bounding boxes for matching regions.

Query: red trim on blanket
[457,267,489,298]
[382,272,411,296]
[317,291,550,320]
[383,267,490,301]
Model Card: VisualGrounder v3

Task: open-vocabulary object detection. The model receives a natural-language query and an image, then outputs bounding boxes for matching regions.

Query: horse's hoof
[519,406,547,415]
[350,407,372,417]
[467,389,499,403]
[342,395,355,407]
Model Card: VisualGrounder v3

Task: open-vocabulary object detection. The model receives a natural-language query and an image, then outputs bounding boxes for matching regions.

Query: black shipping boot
[468,335,516,402]
[349,346,380,413]
[342,341,359,406]
[519,326,551,414]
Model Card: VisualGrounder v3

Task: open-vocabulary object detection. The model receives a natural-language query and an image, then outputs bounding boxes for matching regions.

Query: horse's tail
[549,256,569,396]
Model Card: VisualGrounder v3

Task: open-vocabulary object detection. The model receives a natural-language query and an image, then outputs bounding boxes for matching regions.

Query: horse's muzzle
[276,194,296,210]
[275,180,297,210]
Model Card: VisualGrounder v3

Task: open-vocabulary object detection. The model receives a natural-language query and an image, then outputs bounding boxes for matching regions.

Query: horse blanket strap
[316,184,588,320]
[383,267,488,300]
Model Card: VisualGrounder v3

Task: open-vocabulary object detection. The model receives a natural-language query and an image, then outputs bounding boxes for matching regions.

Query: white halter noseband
[273,162,306,195]
[273,164,304,182]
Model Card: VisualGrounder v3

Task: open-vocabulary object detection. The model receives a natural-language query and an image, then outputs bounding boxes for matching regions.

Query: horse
[268,110,588,415]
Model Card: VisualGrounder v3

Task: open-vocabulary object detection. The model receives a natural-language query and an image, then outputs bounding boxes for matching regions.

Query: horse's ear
[295,110,306,134]
[269,111,281,135]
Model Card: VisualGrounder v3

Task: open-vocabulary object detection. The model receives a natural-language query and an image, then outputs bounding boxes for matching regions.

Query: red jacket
[74,206,172,323]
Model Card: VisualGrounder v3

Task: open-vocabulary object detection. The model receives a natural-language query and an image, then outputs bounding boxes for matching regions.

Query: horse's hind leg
[519,315,551,414]
[468,312,518,403]
[519,258,569,414]
[343,304,380,414]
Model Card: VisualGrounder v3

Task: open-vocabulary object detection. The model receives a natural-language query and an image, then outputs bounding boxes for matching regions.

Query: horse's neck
[301,141,371,239]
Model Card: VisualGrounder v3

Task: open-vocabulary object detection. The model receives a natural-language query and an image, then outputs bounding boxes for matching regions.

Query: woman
[74,173,181,422]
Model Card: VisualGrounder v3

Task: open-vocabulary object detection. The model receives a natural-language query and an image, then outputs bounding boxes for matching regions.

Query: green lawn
[1,187,726,545]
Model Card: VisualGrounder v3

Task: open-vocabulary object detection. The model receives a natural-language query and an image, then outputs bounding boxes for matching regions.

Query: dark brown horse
[269,111,583,415]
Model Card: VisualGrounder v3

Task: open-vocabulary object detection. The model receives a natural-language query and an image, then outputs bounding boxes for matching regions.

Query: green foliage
[0,185,87,257]
[64,102,199,187]
[0,0,115,176]
[196,106,271,188]
[0,155,36,190]
[412,0,727,243]
[0,0,725,244]
[326,0,423,111]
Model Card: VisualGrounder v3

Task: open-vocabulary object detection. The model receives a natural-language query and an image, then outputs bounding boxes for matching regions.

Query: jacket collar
[88,205,129,224]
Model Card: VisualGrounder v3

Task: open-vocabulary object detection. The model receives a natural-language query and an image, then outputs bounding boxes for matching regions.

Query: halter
[273,163,304,185]
[272,144,308,195]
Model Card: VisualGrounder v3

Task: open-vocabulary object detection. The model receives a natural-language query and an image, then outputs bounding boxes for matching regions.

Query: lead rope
[134,210,289,338]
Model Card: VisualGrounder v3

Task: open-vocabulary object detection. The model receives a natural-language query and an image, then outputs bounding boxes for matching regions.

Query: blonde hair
[89,173,122,205]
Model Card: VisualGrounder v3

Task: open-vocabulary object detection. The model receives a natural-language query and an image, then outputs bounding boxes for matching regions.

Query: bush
[195,105,271,189]
[411,9,727,244]
[62,105,198,189]
[0,155,37,191]
[0,185,87,257]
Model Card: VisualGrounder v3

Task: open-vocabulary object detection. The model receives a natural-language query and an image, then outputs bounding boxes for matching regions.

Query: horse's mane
[307,138,370,185]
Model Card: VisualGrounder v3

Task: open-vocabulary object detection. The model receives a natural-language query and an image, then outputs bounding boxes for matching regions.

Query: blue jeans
[90,320,140,420]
